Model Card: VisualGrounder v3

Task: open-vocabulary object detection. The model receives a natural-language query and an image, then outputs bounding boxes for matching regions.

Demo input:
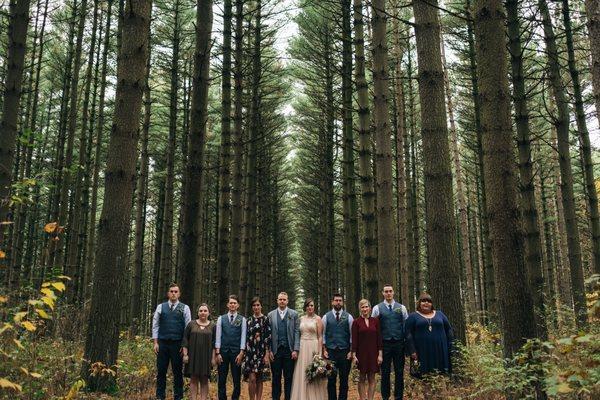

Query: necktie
[230,314,234,323]
[335,311,340,322]
[388,304,392,311]
[170,303,174,311]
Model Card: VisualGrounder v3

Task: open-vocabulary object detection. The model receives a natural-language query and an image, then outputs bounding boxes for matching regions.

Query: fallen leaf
[0,377,22,392]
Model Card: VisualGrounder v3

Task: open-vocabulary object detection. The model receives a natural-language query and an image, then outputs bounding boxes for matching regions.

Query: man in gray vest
[268,291,300,400]
[371,284,408,400]
[215,294,247,400]
[322,293,353,400]
[151,283,192,400]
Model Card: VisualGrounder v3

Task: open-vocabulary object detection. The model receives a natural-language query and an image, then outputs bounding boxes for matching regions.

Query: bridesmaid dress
[290,316,327,400]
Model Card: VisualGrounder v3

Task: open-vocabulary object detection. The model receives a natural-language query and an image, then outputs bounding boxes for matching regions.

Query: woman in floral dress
[243,296,272,400]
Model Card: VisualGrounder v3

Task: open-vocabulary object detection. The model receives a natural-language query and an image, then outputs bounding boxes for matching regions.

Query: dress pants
[271,346,295,400]
[156,339,184,400]
[380,340,405,400]
[218,349,242,400]
[326,348,351,400]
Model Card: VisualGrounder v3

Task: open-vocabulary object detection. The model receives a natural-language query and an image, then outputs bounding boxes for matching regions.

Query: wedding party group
[151,283,454,400]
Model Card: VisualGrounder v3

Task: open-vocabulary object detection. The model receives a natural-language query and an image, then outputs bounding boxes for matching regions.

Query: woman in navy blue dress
[405,293,454,376]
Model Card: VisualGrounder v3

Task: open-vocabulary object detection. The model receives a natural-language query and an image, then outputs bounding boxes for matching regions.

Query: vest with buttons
[277,312,289,349]
[324,310,351,350]
[378,302,405,342]
[220,314,243,353]
[158,302,186,340]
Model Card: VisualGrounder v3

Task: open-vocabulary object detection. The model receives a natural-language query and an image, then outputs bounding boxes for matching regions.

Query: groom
[268,292,300,400]
[322,293,353,400]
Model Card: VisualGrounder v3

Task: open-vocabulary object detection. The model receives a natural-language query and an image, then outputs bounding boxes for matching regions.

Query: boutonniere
[233,316,243,326]
[394,308,403,314]
[339,314,348,322]
[287,314,293,321]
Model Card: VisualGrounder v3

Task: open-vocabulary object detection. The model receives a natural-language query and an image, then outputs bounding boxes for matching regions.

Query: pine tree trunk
[82,0,152,390]
[441,39,476,320]
[353,0,378,305]
[506,0,547,339]
[239,1,260,313]
[538,0,587,328]
[371,0,396,287]
[158,0,181,302]
[0,0,32,241]
[216,0,233,308]
[341,0,361,312]
[585,0,600,119]
[130,42,151,333]
[412,0,465,343]
[178,0,212,309]
[391,7,409,307]
[466,0,494,319]
[562,0,600,275]
[229,0,244,295]
[473,0,537,357]
[56,0,89,273]
[85,0,113,300]
[65,0,99,302]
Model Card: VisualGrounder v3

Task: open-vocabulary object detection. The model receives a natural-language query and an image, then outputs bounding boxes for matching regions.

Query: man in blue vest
[322,293,354,400]
[371,284,408,400]
[215,294,247,400]
[152,283,192,400]
[268,291,300,400]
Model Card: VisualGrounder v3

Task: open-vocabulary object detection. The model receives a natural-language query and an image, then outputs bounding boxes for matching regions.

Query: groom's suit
[268,308,300,400]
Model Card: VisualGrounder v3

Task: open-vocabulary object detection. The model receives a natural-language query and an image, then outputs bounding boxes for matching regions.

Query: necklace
[418,311,434,332]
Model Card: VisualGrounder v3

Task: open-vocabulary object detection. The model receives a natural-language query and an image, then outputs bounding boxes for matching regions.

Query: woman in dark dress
[182,303,216,400]
[243,296,272,400]
[351,299,382,400]
[405,293,454,377]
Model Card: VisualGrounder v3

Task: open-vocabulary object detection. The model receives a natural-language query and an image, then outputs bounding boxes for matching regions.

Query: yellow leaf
[0,250,5,259]
[56,275,72,281]
[27,299,41,306]
[41,282,51,288]
[0,295,8,303]
[21,321,36,332]
[19,367,29,375]
[0,323,13,334]
[29,372,41,379]
[0,377,22,391]
[35,308,50,319]
[13,311,27,323]
[51,282,66,292]
[13,339,24,350]
[44,222,58,233]
[557,382,573,393]
[40,288,54,297]
[41,296,55,310]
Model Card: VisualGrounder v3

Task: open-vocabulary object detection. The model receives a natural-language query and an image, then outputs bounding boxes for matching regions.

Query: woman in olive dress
[182,303,216,400]
[243,296,272,400]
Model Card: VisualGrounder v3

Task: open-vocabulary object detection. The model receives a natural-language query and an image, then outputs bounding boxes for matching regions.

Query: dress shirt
[371,300,408,320]
[214,312,247,350]
[151,300,192,339]
[278,307,289,320]
[322,309,353,346]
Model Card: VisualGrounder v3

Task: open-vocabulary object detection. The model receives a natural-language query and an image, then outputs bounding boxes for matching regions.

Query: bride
[290,298,327,400]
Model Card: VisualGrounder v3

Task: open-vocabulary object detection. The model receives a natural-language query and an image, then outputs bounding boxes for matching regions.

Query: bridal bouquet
[305,353,336,383]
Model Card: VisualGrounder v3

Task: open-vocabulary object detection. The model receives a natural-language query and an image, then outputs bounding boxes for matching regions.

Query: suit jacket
[268,308,301,355]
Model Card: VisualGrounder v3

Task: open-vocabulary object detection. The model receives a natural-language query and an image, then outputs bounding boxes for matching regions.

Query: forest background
[0,0,599,398]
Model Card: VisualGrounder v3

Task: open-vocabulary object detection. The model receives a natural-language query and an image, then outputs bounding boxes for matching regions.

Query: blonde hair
[358,299,370,309]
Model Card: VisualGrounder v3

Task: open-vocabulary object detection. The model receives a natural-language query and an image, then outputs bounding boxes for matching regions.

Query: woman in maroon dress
[351,299,383,400]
